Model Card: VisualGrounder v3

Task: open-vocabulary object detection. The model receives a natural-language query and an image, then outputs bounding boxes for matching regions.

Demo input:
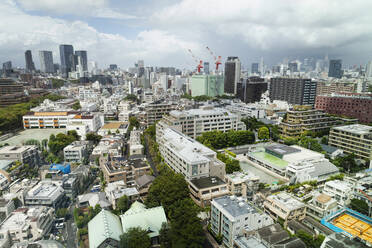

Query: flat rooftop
[267,192,304,210]
[26,182,63,199]
[266,144,300,156]
[250,151,288,169]
[213,195,258,218]
[190,176,226,189]
[225,171,259,183]
[332,124,372,135]
[102,122,128,129]
[0,145,36,154]
[170,107,235,118]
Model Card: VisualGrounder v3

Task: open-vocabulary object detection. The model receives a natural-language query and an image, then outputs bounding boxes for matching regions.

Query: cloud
[0,0,201,68]
[16,0,136,19]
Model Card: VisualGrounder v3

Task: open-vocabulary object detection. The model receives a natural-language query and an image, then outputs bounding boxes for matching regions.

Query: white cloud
[0,0,200,68]
[16,0,136,19]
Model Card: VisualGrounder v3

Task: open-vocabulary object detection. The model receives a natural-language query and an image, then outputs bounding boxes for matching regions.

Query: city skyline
[2,0,372,69]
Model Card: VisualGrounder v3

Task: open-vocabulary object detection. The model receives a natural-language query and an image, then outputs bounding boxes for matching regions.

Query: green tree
[86,132,102,144]
[159,223,172,248]
[320,136,328,145]
[258,126,270,140]
[120,227,151,248]
[129,117,140,129]
[349,198,369,215]
[116,195,129,214]
[48,131,79,155]
[72,101,81,110]
[56,208,68,218]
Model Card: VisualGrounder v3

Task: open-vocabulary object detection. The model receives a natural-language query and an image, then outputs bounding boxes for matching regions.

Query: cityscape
[0,1,372,248]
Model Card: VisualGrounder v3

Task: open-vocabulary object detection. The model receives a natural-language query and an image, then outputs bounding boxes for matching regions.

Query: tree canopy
[86,132,102,144]
[124,94,138,102]
[196,130,255,150]
[48,130,79,155]
[120,227,151,248]
[258,126,270,140]
[217,153,241,174]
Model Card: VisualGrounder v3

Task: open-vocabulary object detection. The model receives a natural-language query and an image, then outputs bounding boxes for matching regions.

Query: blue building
[49,163,71,174]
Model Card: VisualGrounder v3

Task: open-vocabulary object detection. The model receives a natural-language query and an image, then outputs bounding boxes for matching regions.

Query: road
[64,203,78,248]
[143,134,159,177]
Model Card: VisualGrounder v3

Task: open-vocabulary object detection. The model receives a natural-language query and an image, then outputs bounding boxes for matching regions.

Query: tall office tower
[251,63,259,74]
[109,64,117,70]
[328,59,343,78]
[260,57,264,75]
[24,50,35,72]
[365,61,372,78]
[288,62,298,73]
[269,78,317,106]
[74,50,88,71]
[39,51,54,73]
[59,44,74,78]
[224,56,241,94]
[204,62,209,74]
[2,61,12,77]
[237,77,267,103]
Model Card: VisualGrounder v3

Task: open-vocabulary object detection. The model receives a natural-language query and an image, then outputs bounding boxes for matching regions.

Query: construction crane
[358,189,372,217]
[206,46,222,70]
[187,49,203,73]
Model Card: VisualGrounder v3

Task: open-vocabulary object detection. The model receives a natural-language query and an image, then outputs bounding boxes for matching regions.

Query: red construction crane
[188,49,203,73]
[206,46,222,70]
[358,189,372,217]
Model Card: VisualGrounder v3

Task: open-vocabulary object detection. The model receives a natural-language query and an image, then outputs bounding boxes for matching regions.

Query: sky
[1,0,372,70]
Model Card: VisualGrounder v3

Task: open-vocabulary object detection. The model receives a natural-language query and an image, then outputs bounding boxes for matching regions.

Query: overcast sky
[1,0,372,70]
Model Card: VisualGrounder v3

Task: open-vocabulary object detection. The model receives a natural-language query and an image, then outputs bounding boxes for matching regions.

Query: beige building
[329,124,372,160]
[189,177,229,207]
[316,81,356,95]
[263,192,306,223]
[224,171,259,198]
[144,101,178,126]
[279,106,340,138]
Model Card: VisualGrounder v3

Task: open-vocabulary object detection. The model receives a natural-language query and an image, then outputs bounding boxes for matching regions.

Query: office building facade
[251,63,259,74]
[24,50,35,72]
[190,74,224,97]
[74,50,88,71]
[59,44,74,77]
[39,51,54,73]
[269,78,317,105]
[237,77,267,103]
[224,56,241,94]
[328,59,343,78]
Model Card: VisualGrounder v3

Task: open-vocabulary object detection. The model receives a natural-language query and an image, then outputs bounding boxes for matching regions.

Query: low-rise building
[0,199,15,223]
[329,124,372,160]
[63,141,92,163]
[0,207,54,245]
[224,171,259,198]
[144,100,178,126]
[128,130,144,156]
[157,127,225,181]
[105,181,140,209]
[263,192,306,222]
[24,181,65,208]
[0,146,40,168]
[91,136,125,158]
[211,195,274,248]
[97,122,128,136]
[78,192,111,209]
[306,192,339,220]
[134,174,155,200]
[189,176,229,207]
[322,180,353,206]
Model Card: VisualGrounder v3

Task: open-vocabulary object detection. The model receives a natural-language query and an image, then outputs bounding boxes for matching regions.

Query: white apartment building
[161,105,245,139]
[63,141,91,163]
[128,130,144,156]
[322,180,353,206]
[78,87,99,100]
[306,192,339,220]
[211,195,274,248]
[24,181,65,208]
[225,103,266,119]
[0,145,40,168]
[263,192,306,222]
[0,206,54,246]
[156,127,225,181]
[224,171,260,199]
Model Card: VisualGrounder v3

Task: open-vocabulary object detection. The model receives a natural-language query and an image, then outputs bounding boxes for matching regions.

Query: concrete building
[24,181,65,208]
[328,59,343,78]
[97,122,128,136]
[224,57,241,95]
[306,192,339,220]
[279,106,341,138]
[0,207,54,246]
[189,176,229,207]
[328,124,372,160]
[0,146,40,168]
[316,81,355,95]
[24,50,35,72]
[190,74,224,97]
[224,103,266,119]
[159,105,245,139]
[211,195,274,247]
[39,51,54,73]
[269,78,317,106]
[128,130,144,156]
[224,171,259,198]
[237,77,267,103]
[156,127,225,181]
[59,44,74,78]
[63,141,92,163]
[104,181,139,209]
[315,93,372,123]
[23,111,75,129]
[323,180,353,206]
[263,192,306,222]
[144,100,178,126]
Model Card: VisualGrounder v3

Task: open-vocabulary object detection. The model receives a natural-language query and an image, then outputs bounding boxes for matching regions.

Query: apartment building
[189,177,229,207]
[263,192,306,222]
[316,81,355,95]
[306,192,338,220]
[100,156,150,186]
[24,181,65,208]
[0,145,40,167]
[0,207,54,246]
[156,127,225,181]
[63,140,92,163]
[322,180,353,206]
[279,106,340,138]
[144,100,178,126]
[211,195,274,248]
[224,171,259,198]
[91,136,125,158]
[128,130,144,156]
[160,105,245,139]
[329,124,372,160]
[224,103,266,119]
[315,93,372,123]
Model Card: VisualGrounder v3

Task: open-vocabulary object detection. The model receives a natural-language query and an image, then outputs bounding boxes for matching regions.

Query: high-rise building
[328,59,343,78]
[224,56,241,94]
[269,78,317,105]
[109,64,117,70]
[24,50,35,72]
[365,61,372,79]
[190,74,224,97]
[74,51,88,71]
[2,61,12,77]
[288,62,298,73]
[59,44,74,78]
[39,51,54,73]
[251,63,259,74]
[237,77,267,103]
[203,62,209,74]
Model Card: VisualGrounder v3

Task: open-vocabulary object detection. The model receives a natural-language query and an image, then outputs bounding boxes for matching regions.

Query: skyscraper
[365,61,372,78]
[75,50,88,71]
[204,62,210,74]
[2,61,12,77]
[25,50,35,72]
[59,44,74,78]
[328,59,342,78]
[251,63,259,74]
[237,77,267,103]
[224,56,241,94]
[39,51,54,73]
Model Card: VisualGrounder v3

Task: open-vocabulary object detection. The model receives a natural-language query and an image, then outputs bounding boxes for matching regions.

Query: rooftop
[316,193,332,204]
[332,124,372,135]
[26,181,64,200]
[213,195,258,218]
[267,192,305,210]
[225,171,259,183]
[170,107,235,118]
[0,145,36,154]
[325,180,353,192]
[102,122,128,129]
[190,176,226,189]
